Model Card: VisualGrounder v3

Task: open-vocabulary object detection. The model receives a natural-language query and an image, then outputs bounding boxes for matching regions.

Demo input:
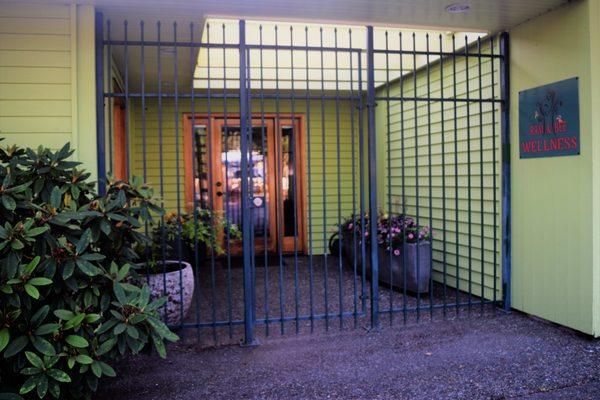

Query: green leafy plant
[147,208,241,266]
[0,142,177,399]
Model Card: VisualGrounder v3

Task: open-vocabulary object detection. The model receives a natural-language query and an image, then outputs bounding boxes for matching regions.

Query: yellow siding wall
[510,0,596,335]
[375,40,502,301]
[0,2,97,178]
[127,98,359,254]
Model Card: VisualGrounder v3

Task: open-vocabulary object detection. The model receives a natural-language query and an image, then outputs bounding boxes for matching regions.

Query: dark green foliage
[0,142,177,399]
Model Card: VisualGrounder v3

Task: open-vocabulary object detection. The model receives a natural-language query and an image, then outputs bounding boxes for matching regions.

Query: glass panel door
[210,118,276,254]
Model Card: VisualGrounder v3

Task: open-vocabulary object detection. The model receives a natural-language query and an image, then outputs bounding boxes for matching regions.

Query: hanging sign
[519,77,580,158]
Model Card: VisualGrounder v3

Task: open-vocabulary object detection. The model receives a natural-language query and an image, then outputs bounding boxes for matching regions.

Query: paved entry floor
[97,312,600,400]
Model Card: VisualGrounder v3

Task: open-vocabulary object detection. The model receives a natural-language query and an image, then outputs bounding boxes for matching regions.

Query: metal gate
[95,15,510,346]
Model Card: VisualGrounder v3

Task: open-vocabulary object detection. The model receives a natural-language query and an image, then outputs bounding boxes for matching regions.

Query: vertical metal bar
[206,23,218,345]
[94,12,106,195]
[157,21,169,324]
[239,19,255,345]
[348,28,358,328]
[399,32,408,324]
[490,36,498,306]
[106,20,113,177]
[439,34,447,316]
[477,37,485,314]
[140,21,147,182]
[305,26,315,333]
[357,48,367,315]
[465,36,473,314]
[384,31,393,325]
[258,25,270,337]
[123,20,130,178]
[319,27,329,331]
[452,35,460,316]
[499,32,511,312]
[173,22,184,332]
[188,21,202,342]
[426,34,434,320]
[274,25,286,335]
[334,28,344,331]
[366,26,379,329]
[222,23,233,340]
[412,33,421,322]
[290,26,301,334]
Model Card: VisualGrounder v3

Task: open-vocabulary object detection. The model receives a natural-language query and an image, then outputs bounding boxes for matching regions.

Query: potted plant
[139,208,241,326]
[341,213,432,293]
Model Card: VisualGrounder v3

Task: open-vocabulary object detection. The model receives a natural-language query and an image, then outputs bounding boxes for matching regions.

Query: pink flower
[348,223,353,230]
[394,249,400,256]
[408,233,414,240]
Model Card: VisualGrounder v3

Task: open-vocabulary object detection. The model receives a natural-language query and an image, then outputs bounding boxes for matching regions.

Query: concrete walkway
[96,312,600,400]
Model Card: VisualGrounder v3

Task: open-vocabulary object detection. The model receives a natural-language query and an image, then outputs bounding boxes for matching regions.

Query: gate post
[366,26,380,329]
[239,19,257,345]
[499,32,511,312]
[94,12,107,195]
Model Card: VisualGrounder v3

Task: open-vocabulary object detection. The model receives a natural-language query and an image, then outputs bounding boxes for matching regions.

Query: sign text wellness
[519,77,580,158]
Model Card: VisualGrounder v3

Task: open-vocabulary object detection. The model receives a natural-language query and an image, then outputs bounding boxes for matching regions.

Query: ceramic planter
[143,261,195,326]
[342,234,431,293]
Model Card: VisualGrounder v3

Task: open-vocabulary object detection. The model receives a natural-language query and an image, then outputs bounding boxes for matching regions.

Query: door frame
[183,113,307,254]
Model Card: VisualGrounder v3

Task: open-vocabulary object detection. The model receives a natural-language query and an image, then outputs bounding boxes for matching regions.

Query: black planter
[342,234,431,293]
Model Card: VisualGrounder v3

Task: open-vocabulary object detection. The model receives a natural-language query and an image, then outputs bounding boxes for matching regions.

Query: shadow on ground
[95,312,600,400]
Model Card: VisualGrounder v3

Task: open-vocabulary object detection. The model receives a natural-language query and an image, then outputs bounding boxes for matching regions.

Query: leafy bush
[0,143,178,399]
[147,209,241,264]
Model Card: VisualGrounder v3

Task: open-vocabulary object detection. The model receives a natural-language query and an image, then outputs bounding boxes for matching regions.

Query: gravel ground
[96,311,600,400]
[182,255,482,347]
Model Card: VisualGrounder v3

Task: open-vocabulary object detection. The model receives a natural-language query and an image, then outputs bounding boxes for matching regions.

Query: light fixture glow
[445,3,470,13]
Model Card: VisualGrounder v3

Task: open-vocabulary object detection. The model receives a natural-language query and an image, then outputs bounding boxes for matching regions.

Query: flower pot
[143,260,195,326]
[342,234,431,293]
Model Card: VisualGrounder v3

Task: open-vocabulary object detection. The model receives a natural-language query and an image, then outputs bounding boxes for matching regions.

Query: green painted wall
[375,40,502,301]
[0,2,97,180]
[591,0,600,337]
[509,0,597,335]
[127,97,360,254]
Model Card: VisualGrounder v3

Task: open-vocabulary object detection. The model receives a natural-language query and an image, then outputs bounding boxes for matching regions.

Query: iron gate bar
[275,24,285,336]
[291,26,301,335]
[453,35,460,316]
[103,93,363,101]
[366,26,380,329]
[478,37,485,315]
[491,36,498,306]
[239,19,255,345]
[94,12,106,195]
[500,32,511,312]
[411,32,421,322]
[106,20,113,179]
[385,30,392,325]
[305,26,315,333]
[205,23,219,344]
[464,36,472,314]
[348,28,359,329]
[426,33,434,320]
[439,33,448,316]
[189,21,204,342]
[319,26,330,331]
[399,31,408,325]
[334,28,344,330]
[222,23,234,340]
